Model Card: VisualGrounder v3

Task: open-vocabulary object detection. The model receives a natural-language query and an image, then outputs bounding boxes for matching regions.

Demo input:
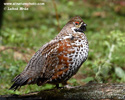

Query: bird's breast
[53,34,89,81]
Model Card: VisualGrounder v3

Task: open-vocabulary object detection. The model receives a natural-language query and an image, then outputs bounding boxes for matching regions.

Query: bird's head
[67,16,87,33]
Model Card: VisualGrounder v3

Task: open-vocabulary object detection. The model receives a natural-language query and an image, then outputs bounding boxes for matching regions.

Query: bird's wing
[9,42,48,90]
[39,38,75,85]
[9,41,57,90]
[10,38,75,90]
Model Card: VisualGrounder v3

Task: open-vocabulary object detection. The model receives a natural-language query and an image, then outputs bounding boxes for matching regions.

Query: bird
[9,16,89,91]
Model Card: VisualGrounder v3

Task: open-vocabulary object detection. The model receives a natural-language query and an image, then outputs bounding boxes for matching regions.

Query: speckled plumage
[10,16,89,90]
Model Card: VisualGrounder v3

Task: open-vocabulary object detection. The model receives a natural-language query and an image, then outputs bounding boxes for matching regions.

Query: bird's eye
[75,22,79,25]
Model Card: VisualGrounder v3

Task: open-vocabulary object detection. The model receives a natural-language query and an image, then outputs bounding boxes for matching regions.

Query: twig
[0,46,29,63]
[52,0,60,32]
[106,44,115,63]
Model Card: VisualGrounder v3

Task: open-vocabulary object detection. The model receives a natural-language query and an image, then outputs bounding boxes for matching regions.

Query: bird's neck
[54,27,86,41]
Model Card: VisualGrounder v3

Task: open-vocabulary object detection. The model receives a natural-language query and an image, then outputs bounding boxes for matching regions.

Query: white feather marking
[71,27,82,34]
[63,35,72,39]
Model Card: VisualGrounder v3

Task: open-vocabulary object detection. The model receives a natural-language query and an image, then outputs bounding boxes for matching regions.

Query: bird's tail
[9,72,32,91]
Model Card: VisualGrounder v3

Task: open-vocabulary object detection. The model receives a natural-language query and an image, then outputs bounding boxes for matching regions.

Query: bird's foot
[63,85,74,89]
[54,83,75,89]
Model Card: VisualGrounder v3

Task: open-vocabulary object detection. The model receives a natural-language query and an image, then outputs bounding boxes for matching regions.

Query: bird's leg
[54,84,63,89]
[56,84,59,88]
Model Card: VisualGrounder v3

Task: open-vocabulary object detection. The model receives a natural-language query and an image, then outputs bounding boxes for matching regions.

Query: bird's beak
[79,23,87,32]
[74,22,87,32]
[74,22,87,33]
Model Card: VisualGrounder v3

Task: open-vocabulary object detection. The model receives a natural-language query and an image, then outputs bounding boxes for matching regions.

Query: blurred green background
[0,0,125,95]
